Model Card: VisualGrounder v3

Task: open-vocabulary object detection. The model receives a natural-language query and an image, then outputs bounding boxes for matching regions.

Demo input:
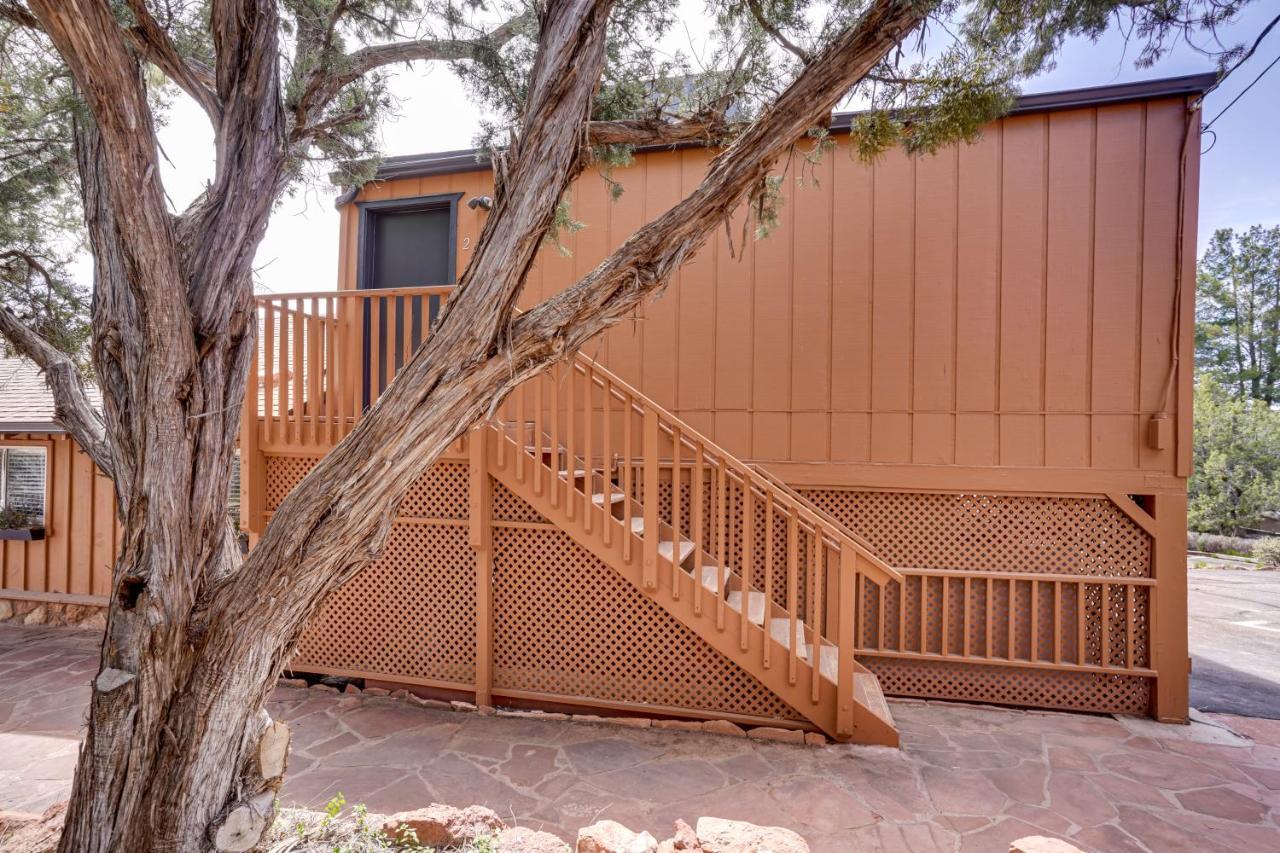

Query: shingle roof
[0,356,101,433]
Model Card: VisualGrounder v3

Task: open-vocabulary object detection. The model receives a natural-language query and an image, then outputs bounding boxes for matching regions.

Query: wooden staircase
[483,352,902,745]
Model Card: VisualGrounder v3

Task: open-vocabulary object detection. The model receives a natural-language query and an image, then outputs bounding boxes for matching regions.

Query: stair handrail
[562,351,902,587]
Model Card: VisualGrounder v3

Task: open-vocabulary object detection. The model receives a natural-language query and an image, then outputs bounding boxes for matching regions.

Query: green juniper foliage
[0,0,1267,347]
[0,14,90,362]
[1189,376,1280,535]
[1196,225,1280,405]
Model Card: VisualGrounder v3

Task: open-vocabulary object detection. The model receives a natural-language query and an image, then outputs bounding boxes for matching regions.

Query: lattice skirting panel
[798,489,1151,577]
[491,524,801,721]
[859,655,1151,715]
[269,455,798,721]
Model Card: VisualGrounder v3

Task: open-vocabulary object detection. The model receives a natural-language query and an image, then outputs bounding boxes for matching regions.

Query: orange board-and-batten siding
[0,433,119,605]
[337,90,1198,496]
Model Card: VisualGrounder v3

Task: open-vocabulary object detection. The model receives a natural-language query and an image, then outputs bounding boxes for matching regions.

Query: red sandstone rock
[497,826,570,852]
[0,802,65,853]
[577,819,659,853]
[380,803,506,847]
[746,726,805,744]
[695,817,808,853]
[669,819,701,850]
[803,732,826,747]
[653,719,703,732]
[700,719,746,738]
[1009,837,1084,853]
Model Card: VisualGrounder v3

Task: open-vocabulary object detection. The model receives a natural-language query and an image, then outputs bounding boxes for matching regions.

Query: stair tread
[725,589,767,625]
[854,671,894,726]
[628,518,695,563]
[592,491,625,506]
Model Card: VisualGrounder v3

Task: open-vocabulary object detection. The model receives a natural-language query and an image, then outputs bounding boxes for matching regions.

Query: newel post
[835,548,857,739]
[1149,490,1189,723]
[470,426,494,707]
[239,304,265,546]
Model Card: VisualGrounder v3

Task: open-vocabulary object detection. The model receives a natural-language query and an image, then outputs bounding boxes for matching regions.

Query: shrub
[1255,538,1280,568]
[1187,531,1258,557]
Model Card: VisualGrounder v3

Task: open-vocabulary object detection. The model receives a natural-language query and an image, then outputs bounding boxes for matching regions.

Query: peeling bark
[2,0,926,849]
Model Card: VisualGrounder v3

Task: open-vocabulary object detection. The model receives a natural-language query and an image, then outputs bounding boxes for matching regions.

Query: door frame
[355,192,464,407]
[355,192,464,291]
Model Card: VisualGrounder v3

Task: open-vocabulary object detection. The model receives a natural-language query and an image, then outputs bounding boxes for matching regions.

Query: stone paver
[3,624,1279,852]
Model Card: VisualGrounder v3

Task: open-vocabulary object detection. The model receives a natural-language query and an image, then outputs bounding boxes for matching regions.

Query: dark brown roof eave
[338,71,1217,201]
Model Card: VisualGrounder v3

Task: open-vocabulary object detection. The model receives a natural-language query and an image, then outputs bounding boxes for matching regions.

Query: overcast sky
[143,1,1279,296]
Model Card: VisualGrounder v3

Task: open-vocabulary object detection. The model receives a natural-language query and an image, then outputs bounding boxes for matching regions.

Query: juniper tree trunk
[10,0,926,849]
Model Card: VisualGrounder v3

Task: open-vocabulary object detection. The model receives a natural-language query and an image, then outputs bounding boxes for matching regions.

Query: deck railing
[247,287,452,453]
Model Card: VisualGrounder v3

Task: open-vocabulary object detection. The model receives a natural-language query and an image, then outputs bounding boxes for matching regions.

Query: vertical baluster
[670,425,681,599]
[1008,578,1017,660]
[898,571,906,652]
[985,578,993,659]
[939,576,947,656]
[642,408,659,589]
[762,493,773,669]
[1102,582,1111,668]
[810,523,822,703]
[740,483,753,651]
[874,577,884,652]
[515,379,527,483]
[855,572,864,651]
[400,294,412,372]
[622,395,633,563]
[1077,581,1087,665]
[583,368,593,534]
[350,294,363,431]
[565,366,576,522]
[325,297,337,445]
[263,301,275,447]
[292,300,304,445]
[308,298,321,446]
[533,377,544,497]
[369,296,383,407]
[692,444,704,615]
[1125,584,1134,670]
[277,302,291,445]
[714,464,726,630]
[601,378,611,546]
[962,576,971,657]
[919,576,928,654]
[550,365,562,509]
[786,513,799,684]
[1053,581,1061,664]
[383,295,395,390]
[1031,579,1040,663]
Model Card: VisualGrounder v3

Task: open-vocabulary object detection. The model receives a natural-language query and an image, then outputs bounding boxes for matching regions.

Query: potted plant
[0,507,45,540]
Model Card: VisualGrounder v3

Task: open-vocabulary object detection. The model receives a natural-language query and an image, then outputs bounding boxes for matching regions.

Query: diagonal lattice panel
[491,524,802,721]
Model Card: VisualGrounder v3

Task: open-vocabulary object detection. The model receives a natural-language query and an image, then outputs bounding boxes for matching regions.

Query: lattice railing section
[800,490,1154,713]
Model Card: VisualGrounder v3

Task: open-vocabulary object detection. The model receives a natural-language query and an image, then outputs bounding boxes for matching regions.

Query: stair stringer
[484,428,899,746]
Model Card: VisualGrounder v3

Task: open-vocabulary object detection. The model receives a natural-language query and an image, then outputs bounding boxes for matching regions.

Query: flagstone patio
[3,623,1278,852]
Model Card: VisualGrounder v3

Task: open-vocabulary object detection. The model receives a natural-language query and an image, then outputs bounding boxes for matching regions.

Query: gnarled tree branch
[122,0,221,122]
[289,11,529,142]
[0,304,112,478]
